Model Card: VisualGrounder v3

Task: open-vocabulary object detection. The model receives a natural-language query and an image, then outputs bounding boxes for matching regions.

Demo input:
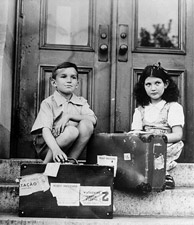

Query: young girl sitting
[131,63,184,189]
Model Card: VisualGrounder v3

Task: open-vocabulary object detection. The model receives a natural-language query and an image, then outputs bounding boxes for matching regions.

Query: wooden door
[13,0,194,162]
[13,0,113,158]
[114,0,193,163]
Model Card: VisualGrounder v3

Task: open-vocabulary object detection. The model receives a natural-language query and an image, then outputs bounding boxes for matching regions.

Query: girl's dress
[131,100,184,172]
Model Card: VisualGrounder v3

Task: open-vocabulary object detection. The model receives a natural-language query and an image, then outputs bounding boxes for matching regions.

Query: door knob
[98,25,109,62]
[119,44,128,55]
[118,25,128,62]
[101,33,107,39]
[120,32,127,39]
[99,44,108,53]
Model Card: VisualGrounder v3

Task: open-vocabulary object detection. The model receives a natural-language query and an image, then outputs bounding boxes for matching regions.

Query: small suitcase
[86,133,167,193]
[19,161,114,219]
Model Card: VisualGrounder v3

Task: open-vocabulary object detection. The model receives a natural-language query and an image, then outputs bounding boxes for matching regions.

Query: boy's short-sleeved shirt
[31,90,97,136]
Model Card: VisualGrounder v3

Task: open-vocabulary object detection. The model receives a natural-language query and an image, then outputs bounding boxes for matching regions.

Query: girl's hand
[53,148,68,163]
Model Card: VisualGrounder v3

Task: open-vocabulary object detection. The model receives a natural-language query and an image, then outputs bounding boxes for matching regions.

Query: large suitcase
[19,161,114,219]
[86,133,167,193]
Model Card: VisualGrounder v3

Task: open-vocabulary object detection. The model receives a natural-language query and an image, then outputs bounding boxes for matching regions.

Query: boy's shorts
[33,134,48,160]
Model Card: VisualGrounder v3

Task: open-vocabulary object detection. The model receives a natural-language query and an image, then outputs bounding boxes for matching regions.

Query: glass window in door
[134,0,185,53]
[41,0,92,49]
[138,0,178,48]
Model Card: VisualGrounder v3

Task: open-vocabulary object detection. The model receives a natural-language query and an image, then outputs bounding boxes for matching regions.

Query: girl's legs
[165,141,184,189]
[166,141,184,172]
[68,119,94,159]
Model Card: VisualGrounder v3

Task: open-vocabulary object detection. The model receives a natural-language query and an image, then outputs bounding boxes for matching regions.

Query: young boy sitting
[31,62,97,163]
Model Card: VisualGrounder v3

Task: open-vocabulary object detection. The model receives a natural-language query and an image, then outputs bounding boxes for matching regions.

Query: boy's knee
[78,119,94,136]
[66,126,79,140]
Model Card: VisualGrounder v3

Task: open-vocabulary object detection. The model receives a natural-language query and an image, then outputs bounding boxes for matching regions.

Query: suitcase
[19,160,114,219]
[86,133,167,193]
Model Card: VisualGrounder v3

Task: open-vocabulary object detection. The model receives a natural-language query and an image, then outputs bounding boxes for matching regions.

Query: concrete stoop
[0,159,42,183]
[0,159,194,224]
[114,188,194,217]
[0,214,194,225]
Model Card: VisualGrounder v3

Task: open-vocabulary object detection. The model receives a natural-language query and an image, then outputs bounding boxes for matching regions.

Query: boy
[31,62,97,163]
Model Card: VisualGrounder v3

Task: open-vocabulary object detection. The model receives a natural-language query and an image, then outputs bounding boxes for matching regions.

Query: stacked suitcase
[18,132,167,218]
[86,132,167,193]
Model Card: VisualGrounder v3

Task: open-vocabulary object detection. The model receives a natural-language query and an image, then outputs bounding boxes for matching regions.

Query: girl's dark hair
[52,62,78,79]
[134,63,180,106]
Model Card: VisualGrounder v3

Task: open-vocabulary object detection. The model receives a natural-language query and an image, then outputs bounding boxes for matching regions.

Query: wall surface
[0,0,16,158]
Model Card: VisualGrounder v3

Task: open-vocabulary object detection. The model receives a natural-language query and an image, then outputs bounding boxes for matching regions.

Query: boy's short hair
[52,62,78,79]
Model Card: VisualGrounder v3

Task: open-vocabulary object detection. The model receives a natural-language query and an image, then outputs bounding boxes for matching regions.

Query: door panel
[14,0,112,158]
[13,0,194,162]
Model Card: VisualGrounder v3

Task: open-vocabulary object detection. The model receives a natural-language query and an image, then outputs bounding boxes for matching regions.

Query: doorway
[13,0,194,162]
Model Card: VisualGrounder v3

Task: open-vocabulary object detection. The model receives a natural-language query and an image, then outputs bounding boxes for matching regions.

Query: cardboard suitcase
[86,133,167,193]
[19,161,114,219]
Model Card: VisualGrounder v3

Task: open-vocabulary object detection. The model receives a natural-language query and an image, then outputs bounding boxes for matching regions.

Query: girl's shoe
[165,175,175,189]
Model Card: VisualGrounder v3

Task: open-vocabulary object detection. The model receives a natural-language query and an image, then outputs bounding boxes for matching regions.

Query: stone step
[0,159,194,187]
[0,213,194,225]
[0,183,19,213]
[1,183,194,217]
[0,159,42,183]
[169,163,194,187]
[114,188,194,217]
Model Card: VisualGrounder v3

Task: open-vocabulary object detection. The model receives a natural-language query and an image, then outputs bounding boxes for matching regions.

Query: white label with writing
[80,186,111,206]
[154,155,165,170]
[50,183,80,206]
[124,153,131,161]
[97,155,117,177]
[19,173,49,196]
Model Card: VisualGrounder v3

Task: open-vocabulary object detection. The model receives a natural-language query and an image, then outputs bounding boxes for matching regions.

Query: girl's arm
[42,127,67,162]
[167,103,184,143]
[165,125,183,143]
[131,108,143,130]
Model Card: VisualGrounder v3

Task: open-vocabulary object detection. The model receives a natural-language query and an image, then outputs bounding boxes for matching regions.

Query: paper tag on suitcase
[50,183,80,206]
[80,186,111,206]
[97,155,117,177]
[44,163,60,177]
[19,173,49,196]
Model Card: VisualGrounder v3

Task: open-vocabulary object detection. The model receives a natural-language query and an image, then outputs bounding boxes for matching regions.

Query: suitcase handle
[64,157,79,164]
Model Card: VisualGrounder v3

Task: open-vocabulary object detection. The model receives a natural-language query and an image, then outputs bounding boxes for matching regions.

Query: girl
[131,63,184,189]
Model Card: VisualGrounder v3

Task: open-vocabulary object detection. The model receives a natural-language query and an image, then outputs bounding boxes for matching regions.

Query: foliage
[139,19,178,48]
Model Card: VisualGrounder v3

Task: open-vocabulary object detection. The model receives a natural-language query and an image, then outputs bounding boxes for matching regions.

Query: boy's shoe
[165,175,175,189]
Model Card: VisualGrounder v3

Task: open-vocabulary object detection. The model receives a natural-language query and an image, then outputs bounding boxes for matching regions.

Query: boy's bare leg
[57,126,79,149]
[43,126,79,163]
[68,119,94,159]
[43,148,53,163]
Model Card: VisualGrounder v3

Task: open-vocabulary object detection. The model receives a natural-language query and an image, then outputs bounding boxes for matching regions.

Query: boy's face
[51,67,78,96]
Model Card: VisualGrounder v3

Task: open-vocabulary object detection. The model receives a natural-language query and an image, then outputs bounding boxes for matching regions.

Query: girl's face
[144,76,168,104]
[51,67,78,98]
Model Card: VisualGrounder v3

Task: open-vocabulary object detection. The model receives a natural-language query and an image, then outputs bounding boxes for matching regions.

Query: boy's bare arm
[69,114,96,125]
[42,127,67,162]
[54,114,96,135]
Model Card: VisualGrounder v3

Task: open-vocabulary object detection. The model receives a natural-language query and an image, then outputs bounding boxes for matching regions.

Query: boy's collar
[53,91,84,106]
